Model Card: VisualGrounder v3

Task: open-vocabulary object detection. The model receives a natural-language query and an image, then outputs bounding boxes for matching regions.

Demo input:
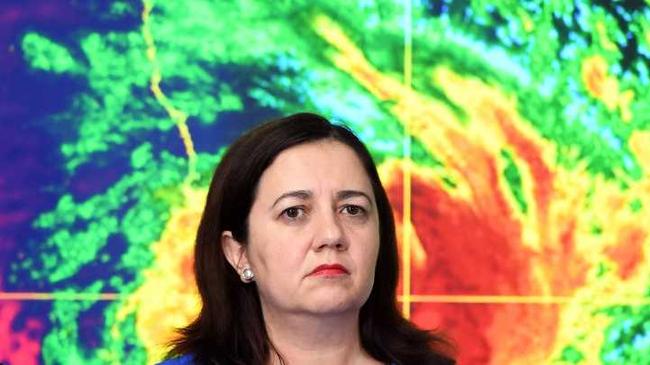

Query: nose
[313,210,348,251]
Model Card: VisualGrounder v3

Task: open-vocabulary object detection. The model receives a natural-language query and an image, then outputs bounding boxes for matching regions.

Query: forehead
[256,140,373,199]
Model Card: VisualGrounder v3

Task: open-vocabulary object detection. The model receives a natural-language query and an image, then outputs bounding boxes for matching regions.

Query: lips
[308,263,350,277]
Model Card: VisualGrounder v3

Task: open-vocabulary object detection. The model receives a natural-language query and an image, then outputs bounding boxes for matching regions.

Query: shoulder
[156,354,197,365]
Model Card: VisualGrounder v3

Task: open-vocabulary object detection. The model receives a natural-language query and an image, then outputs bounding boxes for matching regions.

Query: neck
[262,306,377,365]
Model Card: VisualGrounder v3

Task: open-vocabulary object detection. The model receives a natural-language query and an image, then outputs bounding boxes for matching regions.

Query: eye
[341,205,365,216]
[281,206,306,220]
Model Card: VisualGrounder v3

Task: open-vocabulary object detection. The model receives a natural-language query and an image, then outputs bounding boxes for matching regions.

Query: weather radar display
[1,1,650,364]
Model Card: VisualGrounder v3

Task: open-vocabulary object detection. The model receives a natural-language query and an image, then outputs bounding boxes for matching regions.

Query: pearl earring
[241,266,255,283]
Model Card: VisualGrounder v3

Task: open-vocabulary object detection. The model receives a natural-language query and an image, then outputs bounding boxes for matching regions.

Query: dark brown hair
[167,112,455,364]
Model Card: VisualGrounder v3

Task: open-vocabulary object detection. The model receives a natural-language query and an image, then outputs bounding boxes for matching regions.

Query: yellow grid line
[141,0,197,184]
[398,295,650,305]
[401,0,413,319]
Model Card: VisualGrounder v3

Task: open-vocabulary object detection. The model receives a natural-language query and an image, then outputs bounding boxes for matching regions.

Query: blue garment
[156,354,196,365]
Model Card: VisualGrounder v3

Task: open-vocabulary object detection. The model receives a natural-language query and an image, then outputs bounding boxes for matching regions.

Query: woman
[161,113,455,364]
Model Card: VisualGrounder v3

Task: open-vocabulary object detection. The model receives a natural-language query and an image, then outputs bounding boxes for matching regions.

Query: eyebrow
[270,189,372,209]
[335,190,372,204]
[271,190,312,209]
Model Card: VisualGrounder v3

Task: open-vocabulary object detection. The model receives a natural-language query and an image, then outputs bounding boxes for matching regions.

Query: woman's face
[224,140,380,317]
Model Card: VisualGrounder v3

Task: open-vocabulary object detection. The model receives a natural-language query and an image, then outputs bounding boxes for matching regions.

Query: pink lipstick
[308,263,349,277]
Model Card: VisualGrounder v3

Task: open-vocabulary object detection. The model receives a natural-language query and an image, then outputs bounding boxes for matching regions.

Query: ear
[221,230,249,273]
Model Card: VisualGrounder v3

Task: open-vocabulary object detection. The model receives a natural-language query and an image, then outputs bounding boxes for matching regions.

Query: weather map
[1,0,650,364]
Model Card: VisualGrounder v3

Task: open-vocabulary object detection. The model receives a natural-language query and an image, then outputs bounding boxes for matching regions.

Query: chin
[307,302,356,315]
[306,291,367,315]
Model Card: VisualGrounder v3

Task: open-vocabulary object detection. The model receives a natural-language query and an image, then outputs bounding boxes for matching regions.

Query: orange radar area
[373,69,650,365]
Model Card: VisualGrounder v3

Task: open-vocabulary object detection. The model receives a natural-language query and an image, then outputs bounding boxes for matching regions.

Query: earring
[241,266,255,283]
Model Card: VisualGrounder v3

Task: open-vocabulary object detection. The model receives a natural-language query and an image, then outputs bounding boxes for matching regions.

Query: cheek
[248,229,308,278]
[254,246,301,273]
[249,241,307,302]
[350,227,380,271]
